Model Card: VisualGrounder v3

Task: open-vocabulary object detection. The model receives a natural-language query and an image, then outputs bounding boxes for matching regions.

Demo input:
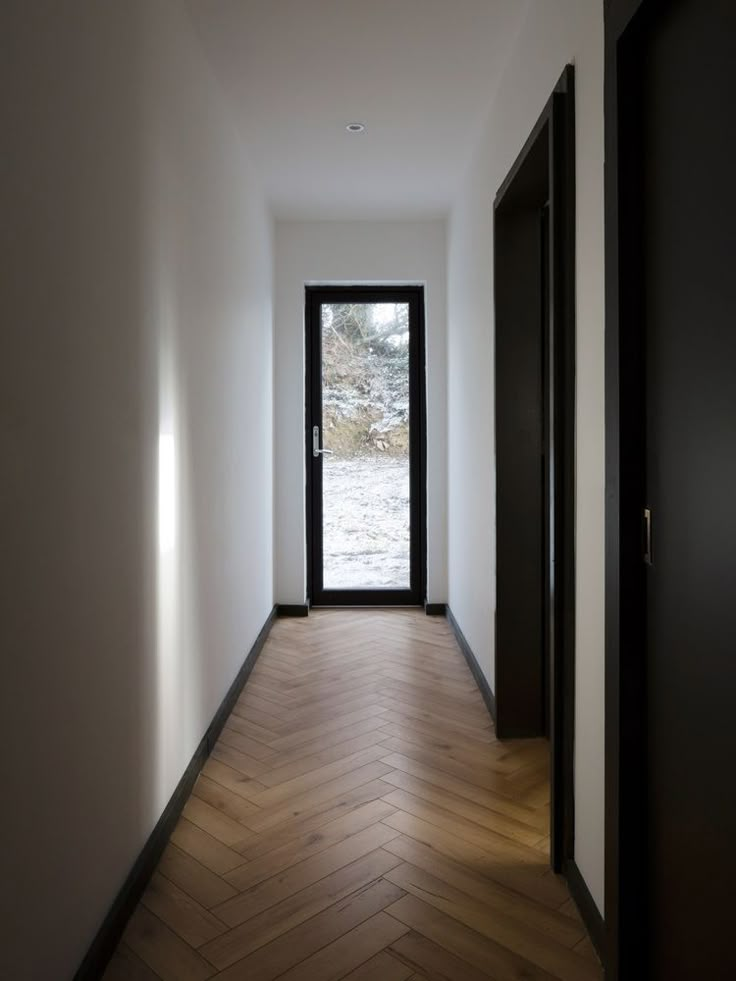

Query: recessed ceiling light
[346,123,365,133]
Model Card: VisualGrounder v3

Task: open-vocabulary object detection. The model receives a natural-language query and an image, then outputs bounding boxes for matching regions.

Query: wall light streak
[158,433,176,553]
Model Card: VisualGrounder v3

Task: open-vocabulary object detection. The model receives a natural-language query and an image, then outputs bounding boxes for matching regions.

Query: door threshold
[310,604,424,610]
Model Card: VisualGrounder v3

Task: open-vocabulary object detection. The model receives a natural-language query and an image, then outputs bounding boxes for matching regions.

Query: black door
[306,286,426,606]
[607,1,736,976]
[643,3,736,975]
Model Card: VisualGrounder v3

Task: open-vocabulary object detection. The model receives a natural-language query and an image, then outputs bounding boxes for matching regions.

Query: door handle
[643,507,653,566]
[312,425,334,458]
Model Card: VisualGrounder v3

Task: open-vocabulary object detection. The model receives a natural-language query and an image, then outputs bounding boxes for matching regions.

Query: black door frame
[305,285,427,607]
[604,1,657,976]
[493,65,576,874]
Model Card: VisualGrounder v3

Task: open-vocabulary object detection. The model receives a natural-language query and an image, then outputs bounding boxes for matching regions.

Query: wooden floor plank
[102,943,162,981]
[224,799,397,892]
[380,751,549,831]
[257,715,395,768]
[182,797,257,851]
[379,735,521,798]
[106,610,600,981]
[157,844,239,909]
[141,872,228,948]
[384,863,599,981]
[380,788,551,868]
[210,878,405,981]
[210,743,270,780]
[243,761,394,833]
[377,707,497,747]
[272,911,410,981]
[250,744,390,807]
[344,950,414,981]
[192,775,260,824]
[200,759,268,802]
[378,767,545,846]
[200,849,403,970]
[235,779,396,861]
[218,725,280,762]
[380,810,567,909]
[257,730,389,787]
[389,930,495,981]
[385,894,560,981]
[377,693,498,740]
[213,823,400,928]
[265,704,390,752]
[123,906,215,981]
[170,819,248,876]
[222,714,286,750]
[382,834,584,948]
[341,950,415,980]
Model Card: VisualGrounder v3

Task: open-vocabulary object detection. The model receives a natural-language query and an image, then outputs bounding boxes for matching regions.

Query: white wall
[0,3,273,978]
[446,0,605,911]
[273,221,447,605]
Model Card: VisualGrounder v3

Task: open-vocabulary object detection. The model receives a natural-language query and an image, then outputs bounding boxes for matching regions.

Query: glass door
[306,286,425,605]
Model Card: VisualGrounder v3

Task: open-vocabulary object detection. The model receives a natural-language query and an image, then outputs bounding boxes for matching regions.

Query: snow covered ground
[322,456,410,589]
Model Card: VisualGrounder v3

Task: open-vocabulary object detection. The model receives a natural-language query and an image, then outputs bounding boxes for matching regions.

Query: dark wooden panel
[606,1,736,977]
[642,1,736,976]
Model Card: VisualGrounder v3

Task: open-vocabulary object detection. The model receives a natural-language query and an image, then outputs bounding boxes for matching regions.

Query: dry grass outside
[324,408,409,457]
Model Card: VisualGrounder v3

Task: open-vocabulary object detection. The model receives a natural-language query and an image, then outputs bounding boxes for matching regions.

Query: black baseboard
[277,604,310,617]
[74,605,277,981]
[564,858,606,969]
[424,602,447,615]
[446,605,497,724]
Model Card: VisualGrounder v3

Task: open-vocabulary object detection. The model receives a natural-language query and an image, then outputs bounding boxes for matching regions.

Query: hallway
[105,611,601,980]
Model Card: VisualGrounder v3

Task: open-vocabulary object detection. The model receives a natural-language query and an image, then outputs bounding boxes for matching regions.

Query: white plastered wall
[1,2,273,977]
[446,0,606,911]
[273,221,447,606]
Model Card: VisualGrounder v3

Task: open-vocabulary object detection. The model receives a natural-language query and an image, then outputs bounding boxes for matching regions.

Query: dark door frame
[305,284,427,607]
[603,1,656,976]
[493,65,576,874]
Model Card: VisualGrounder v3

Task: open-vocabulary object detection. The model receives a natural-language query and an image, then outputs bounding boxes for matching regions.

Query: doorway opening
[306,285,426,607]
[494,66,576,873]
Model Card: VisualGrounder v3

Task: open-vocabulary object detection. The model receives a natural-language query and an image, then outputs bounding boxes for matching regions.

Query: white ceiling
[184,0,529,219]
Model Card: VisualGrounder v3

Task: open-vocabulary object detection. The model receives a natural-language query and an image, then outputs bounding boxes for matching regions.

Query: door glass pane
[321,302,410,589]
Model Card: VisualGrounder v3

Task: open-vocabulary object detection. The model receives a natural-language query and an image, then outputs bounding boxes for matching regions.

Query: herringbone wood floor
[105,610,602,980]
